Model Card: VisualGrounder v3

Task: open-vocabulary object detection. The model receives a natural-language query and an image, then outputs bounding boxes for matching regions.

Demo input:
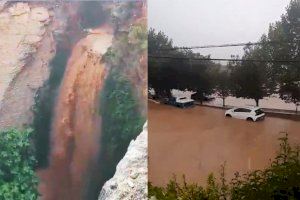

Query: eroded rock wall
[0,2,54,129]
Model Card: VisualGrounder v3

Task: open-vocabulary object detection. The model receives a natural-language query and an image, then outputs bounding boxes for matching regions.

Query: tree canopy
[235,0,300,108]
[148,28,216,102]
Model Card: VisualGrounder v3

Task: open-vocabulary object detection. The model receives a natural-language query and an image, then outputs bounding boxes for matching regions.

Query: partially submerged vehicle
[163,96,195,108]
[225,107,265,121]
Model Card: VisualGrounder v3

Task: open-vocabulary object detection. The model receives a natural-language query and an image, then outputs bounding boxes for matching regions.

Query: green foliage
[104,22,147,69]
[148,28,215,100]
[149,175,208,200]
[149,134,300,200]
[89,3,146,197]
[97,69,145,192]
[128,23,148,51]
[228,34,276,106]
[148,28,173,55]
[230,59,269,107]
[206,174,220,200]
[149,0,300,109]
[214,69,232,107]
[101,70,144,144]
[231,134,300,200]
[233,0,300,108]
[0,129,38,200]
[100,70,145,157]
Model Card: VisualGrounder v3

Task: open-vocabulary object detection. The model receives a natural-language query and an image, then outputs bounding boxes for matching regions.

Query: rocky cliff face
[0,2,55,129]
[99,122,148,200]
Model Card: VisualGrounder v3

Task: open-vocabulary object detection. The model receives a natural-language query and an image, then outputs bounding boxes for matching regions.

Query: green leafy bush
[100,70,145,159]
[231,134,300,200]
[104,22,147,69]
[149,174,220,200]
[86,69,145,199]
[0,129,38,200]
[149,134,300,200]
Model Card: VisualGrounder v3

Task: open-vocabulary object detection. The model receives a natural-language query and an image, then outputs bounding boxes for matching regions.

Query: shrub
[100,70,145,161]
[231,134,300,200]
[87,69,145,198]
[149,175,207,200]
[0,129,38,200]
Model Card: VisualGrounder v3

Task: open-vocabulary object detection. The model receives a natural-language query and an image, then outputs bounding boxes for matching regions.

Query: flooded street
[204,95,299,112]
[148,101,300,186]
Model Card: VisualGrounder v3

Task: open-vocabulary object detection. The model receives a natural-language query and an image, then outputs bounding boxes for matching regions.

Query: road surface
[148,101,300,186]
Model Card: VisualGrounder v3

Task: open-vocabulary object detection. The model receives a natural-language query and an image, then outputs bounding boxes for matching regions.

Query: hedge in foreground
[0,129,38,200]
[149,134,300,200]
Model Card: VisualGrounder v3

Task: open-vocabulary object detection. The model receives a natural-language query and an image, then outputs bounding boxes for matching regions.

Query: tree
[148,28,177,98]
[230,0,299,109]
[267,0,300,112]
[0,129,38,200]
[231,63,266,107]
[148,28,173,55]
[184,55,215,104]
[215,69,232,107]
[231,39,273,106]
[279,77,300,112]
[148,28,216,101]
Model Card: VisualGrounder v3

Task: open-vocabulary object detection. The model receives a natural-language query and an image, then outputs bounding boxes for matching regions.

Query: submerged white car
[163,96,194,108]
[225,107,265,121]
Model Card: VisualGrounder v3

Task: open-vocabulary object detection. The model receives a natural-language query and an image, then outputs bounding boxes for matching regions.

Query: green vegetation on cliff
[105,22,147,69]
[0,129,38,200]
[99,69,145,180]
[97,6,146,186]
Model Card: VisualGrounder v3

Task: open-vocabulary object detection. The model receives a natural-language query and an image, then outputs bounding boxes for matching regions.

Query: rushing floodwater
[33,2,109,199]
[32,2,145,199]
[38,30,111,200]
[148,101,300,186]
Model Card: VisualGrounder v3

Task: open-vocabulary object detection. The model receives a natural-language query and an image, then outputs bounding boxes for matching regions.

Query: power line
[158,40,299,51]
[149,55,300,63]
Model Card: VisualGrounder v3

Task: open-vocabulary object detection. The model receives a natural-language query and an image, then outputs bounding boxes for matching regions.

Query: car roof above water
[232,106,261,111]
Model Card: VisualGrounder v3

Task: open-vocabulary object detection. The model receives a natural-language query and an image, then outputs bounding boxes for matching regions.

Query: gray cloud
[149,0,290,60]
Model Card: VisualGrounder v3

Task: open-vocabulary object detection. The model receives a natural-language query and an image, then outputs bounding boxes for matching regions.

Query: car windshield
[255,109,264,115]
[234,108,251,112]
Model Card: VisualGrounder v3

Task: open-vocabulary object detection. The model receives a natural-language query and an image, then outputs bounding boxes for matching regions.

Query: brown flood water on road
[148,101,300,186]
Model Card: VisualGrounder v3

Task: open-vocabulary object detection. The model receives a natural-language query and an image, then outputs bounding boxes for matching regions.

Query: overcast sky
[148,0,291,59]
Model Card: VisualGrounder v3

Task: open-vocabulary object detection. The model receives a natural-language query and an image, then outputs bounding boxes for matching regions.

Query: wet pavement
[148,102,300,186]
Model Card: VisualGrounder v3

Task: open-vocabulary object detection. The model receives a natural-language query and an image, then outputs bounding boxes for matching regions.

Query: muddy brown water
[148,101,300,186]
[38,30,112,200]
